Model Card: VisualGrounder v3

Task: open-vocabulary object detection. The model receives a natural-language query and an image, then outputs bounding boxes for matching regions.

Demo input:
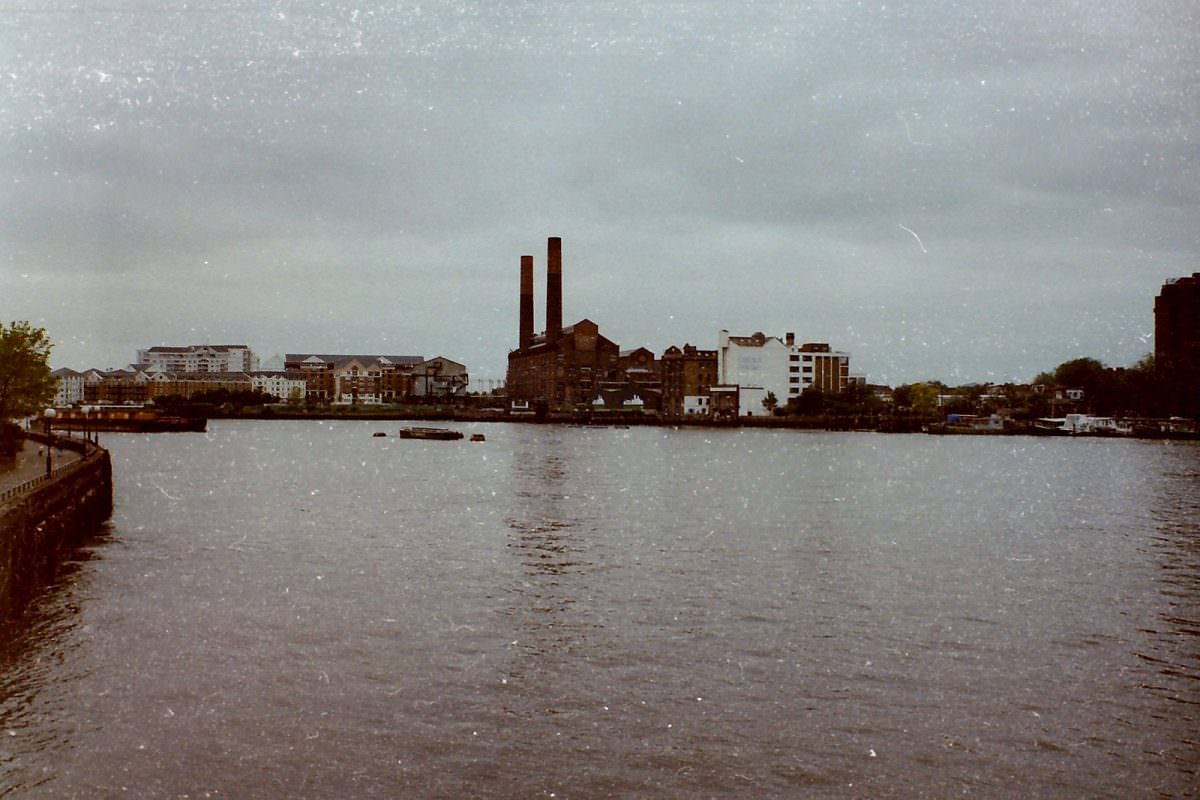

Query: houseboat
[399,427,464,441]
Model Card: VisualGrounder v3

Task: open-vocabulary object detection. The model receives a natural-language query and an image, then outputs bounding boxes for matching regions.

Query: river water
[1,420,1198,798]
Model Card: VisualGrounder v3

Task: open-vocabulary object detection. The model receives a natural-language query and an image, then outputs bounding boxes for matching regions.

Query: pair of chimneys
[519,236,562,350]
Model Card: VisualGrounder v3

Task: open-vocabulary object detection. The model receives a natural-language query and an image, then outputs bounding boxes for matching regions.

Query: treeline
[779,355,1193,420]
[152,389,279,414]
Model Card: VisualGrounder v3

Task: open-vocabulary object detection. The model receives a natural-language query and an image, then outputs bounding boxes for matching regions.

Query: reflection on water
[1,424,1198,798]
[504,428,597,672]
[1144,450,1200,780]
[0,539,107,795]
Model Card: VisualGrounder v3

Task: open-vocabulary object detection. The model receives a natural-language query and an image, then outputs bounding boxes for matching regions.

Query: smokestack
[546,236,562,342]
[519,255,534,350]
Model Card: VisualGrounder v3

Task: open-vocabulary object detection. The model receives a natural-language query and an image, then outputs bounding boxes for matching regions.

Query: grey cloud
[2,0,1197,383]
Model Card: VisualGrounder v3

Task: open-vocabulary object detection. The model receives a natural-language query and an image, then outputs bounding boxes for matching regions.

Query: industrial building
[1155,272,1200,415]
[505,237,624,410]
[717,330,852,416]
[661,344,718,417]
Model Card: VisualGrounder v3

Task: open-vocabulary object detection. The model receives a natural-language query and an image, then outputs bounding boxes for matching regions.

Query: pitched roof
[285,353,424,367]
[143,344,251,353]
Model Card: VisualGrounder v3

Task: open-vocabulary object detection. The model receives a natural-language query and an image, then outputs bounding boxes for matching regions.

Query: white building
[52,368,85,406]
[717,330,789,416]
[718,330,852,415]
[137,344,258,373]
[249,372,307,403]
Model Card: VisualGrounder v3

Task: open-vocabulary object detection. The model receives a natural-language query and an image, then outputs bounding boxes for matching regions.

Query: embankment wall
[0,442,113,620]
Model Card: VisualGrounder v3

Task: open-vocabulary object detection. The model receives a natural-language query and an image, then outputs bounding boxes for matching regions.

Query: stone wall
[0,447,113,620]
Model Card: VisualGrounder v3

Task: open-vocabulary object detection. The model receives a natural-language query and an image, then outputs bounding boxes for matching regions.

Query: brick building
[661,344,718,417]
[1155,273,1200,415]
[506,238,622,410]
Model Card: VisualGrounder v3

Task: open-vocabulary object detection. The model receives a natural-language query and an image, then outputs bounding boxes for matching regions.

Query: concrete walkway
[0,438,83,493]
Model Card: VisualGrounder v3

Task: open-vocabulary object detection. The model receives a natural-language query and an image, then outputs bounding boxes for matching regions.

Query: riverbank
[134,403,1200,439]
[192,404,926,431]
[0,434,112,621]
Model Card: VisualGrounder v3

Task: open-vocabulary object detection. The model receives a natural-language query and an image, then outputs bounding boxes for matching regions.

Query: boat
[45,406,206,433]
[469,433,486,442]
[927,414,1009,435]
[399,427,464,441]
[1032,414,1133,437]
[372,431,387,437]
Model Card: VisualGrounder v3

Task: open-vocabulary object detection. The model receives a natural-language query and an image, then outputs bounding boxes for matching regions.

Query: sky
[2,1,1197,386]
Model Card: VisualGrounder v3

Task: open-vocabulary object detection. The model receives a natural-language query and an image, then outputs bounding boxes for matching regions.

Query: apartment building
[137,344,258,373]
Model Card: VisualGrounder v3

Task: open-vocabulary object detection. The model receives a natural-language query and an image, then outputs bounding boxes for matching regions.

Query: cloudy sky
[3,1,1197,385]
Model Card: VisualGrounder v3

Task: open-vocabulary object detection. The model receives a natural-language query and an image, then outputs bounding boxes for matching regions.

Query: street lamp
[43,407,57,476]
[81,404,93,450]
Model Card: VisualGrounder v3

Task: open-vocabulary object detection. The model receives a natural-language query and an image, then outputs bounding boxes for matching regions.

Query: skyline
[3,2,1197,385]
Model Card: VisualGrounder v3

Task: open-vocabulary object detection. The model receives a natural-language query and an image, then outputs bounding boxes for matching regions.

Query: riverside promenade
[1,434,111,621]
[0,438,84,498]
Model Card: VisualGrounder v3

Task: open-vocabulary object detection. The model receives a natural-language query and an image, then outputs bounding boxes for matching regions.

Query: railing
[0,436,101,507]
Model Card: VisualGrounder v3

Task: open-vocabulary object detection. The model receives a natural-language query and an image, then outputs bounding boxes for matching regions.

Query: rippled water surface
[2,421,1198,798]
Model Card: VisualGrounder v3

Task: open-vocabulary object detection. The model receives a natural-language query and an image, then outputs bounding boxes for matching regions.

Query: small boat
[399,427,463,441]
[372,431,387,437]
[470,433,486,442]
[1033,414,1133,437]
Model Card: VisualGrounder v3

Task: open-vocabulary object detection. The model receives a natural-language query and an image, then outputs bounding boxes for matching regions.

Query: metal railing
[0,437,101,507]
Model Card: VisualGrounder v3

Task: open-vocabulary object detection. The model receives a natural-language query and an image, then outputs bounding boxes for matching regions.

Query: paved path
[0,438,83,493]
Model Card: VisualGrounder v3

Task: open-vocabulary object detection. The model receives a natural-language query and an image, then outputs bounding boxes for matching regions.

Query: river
[2,420,1197,798]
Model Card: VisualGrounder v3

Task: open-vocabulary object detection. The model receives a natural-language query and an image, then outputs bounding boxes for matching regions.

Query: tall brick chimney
[546,236,562,343]
[519,254,534,350]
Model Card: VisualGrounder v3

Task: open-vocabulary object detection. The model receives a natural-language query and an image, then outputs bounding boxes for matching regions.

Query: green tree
[894,382,941,415]
[762,390,778,414]
[0,321,55,422]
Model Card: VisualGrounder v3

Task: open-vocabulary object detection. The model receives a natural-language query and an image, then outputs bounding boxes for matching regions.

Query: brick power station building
[505,237,625,410]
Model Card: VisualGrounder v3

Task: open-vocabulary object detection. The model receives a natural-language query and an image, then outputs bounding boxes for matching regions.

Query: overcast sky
[3,1,1197,385]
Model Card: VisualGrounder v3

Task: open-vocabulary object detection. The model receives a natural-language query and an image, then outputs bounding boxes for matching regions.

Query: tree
[0,321,56,422]
[893,382,941,415]
[762,391,778,415]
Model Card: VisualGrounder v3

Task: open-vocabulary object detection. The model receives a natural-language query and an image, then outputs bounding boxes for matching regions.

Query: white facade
[737,385,769,417]
[138,345,258,373]
[715,331,792,419]
[250,372,306,403]
[718,330,852,413]
[683,395,710,415]
[717,331,789,415]
[52,368,84,406]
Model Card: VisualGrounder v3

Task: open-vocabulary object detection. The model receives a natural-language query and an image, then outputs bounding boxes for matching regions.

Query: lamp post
[43,407,57,476]
[81,405,92,451]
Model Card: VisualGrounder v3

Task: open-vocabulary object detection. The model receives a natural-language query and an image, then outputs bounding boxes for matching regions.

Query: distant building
[661,344,718,417]
[411,357,470,399]
[52,367,85,406]
[717,330,788,416]
[506,238,623,409]
[791,341,851,396]
[144,371,255,400]
[1155,272,1200,415]
[249,372,307,403]
[137,344,258,373]
[284,354,425,405]
[718,330,853,415]
[83,369,148,405]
